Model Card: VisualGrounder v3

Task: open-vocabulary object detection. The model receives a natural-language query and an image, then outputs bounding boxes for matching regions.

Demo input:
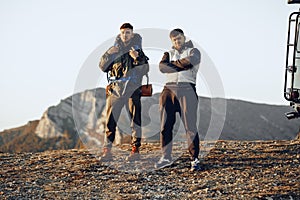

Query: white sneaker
[154,157,173,169]
[190,158,201,172]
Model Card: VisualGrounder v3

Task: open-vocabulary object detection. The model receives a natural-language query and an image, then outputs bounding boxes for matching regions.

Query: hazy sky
[0,0,298,131]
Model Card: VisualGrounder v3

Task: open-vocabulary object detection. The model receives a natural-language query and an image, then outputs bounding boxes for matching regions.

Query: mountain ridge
[0,87,299,153]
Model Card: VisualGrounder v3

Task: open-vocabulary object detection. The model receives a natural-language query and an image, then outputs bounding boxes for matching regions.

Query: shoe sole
[190,166,203,172]
[155,162,173,169]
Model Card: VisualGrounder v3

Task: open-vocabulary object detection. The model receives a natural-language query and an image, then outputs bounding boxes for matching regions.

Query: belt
[109,76,132,83]
[166,82,195,87]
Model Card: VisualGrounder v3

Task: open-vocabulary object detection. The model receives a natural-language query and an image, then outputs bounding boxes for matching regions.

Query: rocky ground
[0,139,299,199]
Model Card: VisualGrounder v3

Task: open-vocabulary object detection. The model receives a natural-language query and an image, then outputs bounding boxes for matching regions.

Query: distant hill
[0,87,299,153]
[0,120,83,153]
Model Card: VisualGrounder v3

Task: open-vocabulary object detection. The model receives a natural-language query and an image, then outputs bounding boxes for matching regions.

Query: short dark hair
[169,28,184,38]
[120,23,133,30]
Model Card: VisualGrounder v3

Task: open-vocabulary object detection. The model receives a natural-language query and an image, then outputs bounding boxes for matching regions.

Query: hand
[129,47,139,60]
[107,46,119,55]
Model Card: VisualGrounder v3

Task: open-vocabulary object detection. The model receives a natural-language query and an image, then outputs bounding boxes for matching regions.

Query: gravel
[0,140,299,199]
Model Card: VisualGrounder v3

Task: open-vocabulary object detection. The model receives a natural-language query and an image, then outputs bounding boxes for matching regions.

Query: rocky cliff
[0,87,299,153]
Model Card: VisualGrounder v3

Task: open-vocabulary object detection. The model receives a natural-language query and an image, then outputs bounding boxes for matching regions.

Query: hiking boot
[126,146,140,161]
[154,156,173,169]
[99,147,113,162]
[190,158,201,172]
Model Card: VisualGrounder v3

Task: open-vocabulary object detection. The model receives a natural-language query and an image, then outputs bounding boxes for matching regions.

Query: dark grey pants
[104,82,142,148]
[159,83,199,160]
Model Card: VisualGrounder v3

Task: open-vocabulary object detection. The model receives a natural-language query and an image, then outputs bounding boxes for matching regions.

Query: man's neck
[123,41,131,47]
[174,43,186,52]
